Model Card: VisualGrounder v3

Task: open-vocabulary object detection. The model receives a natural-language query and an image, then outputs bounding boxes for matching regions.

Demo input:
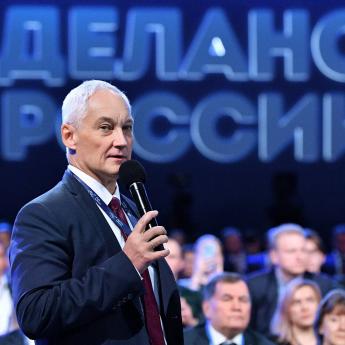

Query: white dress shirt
[206,321,244,345]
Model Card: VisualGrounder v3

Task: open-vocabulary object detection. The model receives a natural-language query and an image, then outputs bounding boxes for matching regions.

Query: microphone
[119,160,164,251]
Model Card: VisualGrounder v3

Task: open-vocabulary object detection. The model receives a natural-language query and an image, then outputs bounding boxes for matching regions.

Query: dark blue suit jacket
[9,171,183,345]
[184,323,276,345]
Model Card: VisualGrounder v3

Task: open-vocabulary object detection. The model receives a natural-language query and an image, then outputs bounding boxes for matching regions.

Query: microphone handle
[129,182,164,251]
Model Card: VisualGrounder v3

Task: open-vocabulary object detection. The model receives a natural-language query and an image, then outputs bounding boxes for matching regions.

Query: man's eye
[123,125,133,131]
[100,124,112,131]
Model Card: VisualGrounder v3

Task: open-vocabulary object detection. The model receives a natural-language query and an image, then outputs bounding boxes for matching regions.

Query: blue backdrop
[1,0,345,243]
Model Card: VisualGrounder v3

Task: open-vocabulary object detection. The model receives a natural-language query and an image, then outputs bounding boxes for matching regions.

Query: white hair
[267,223,305,250]
[62,80,131,126]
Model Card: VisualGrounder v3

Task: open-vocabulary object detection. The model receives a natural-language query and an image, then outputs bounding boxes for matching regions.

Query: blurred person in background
[270,278,321,345]
[180,243,195,279]
[221,227,247,274]
[0,222,11,250]
[165,237,202,327]
[243,229,263,255]
[247,223,339,336]
[0,241,26,345]
[244,229,271,273]
[169,228,187,247]
[184,272,275,345]
[165,238,184,280]
[304,229,327,274]
[179,234,223,292]
[314,289,345,345]
[324,224,345,284]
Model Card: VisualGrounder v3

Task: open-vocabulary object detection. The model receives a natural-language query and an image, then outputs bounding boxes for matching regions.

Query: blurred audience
[180,244,195,279]
[243,229,264,255]
[304,228,327,274]
[179,234,223,291]
[0,241,26,344]
[184,272,275,345]
[314,289,345,345]
[270,278,321,345]
[169,228,187,247]
[4,213,345,342]
[246,223,339,335]
[165,237,202,327]
[165,237,184,279]
[0,222,11,250]
[180,297,199,329]
[222,227,247,274]
[325,224,345,284]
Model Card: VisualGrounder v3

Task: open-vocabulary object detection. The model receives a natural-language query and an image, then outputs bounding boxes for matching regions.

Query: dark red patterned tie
[109,197,165,345]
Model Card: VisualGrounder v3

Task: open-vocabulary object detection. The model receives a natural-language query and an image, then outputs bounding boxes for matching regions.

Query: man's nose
[230,299,242,310]
[112,127,127,147]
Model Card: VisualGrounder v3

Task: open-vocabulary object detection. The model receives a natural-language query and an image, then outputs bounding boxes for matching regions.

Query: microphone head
[119,160,147,190]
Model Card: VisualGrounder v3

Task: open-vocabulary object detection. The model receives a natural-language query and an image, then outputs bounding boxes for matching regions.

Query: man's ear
[61,123,77,151]
[269,249,278,265]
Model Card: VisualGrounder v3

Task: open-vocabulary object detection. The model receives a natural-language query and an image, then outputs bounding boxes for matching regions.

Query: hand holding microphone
[119,160,169,273]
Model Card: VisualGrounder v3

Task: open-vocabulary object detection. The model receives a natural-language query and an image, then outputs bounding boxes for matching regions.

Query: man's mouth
[107,154,127,160]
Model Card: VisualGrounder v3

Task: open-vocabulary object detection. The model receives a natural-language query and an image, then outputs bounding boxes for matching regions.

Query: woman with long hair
[314,289,345,345]
[270,278,321,345]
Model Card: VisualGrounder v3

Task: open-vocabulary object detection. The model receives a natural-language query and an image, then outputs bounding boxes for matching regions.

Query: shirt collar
[68,165,121,205]
[206,321,243,345]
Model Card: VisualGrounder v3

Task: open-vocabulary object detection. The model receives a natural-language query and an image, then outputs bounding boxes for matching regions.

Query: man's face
[270,232,307,277]
[289,285,319,328]
[62,89,133,187]
[203,281,251,338]
[165,239,184,279]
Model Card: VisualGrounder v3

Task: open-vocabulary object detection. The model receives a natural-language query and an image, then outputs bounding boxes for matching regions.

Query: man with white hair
[9,80,183,345]
[246,223,339,336]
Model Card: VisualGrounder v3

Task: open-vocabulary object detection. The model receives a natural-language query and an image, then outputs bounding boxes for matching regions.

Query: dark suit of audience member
[184,272,275,345]
[9,80,183,345]
[246,224,339,336]
[184,323,275,345]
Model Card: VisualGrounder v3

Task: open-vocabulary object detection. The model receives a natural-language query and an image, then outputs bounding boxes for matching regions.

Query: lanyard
[68,170,135,237]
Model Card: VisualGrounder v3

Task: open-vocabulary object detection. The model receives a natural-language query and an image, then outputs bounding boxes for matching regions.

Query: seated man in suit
[184,272,275,345]
[9,80,183,345]
[246,223,339,336]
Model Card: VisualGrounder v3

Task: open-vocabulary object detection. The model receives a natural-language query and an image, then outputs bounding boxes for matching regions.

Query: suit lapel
[62,171,122,254]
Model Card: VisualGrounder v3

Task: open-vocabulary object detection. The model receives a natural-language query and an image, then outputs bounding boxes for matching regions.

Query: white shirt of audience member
[206,321,243,345]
